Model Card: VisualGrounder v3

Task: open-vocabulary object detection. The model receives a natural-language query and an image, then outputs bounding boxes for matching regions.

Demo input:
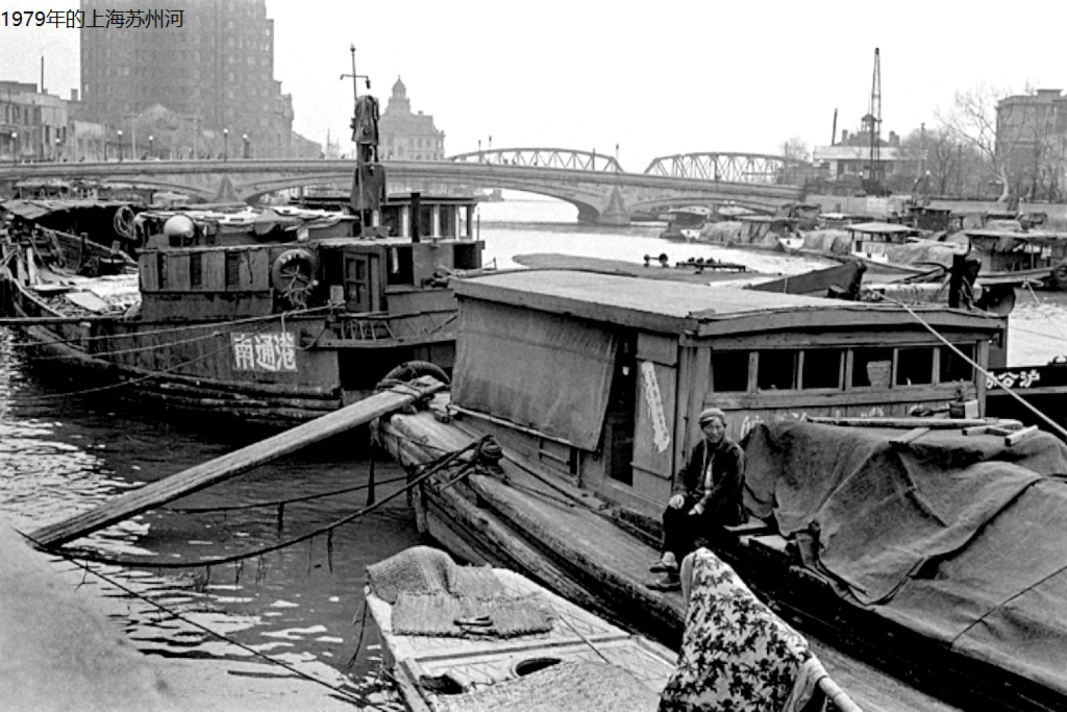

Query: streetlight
[242,133,250,159]
[9,131,16,165]
[148,134,154,159]
[55,137,61,162]
[117,129,124,162]
[223,128,229,161]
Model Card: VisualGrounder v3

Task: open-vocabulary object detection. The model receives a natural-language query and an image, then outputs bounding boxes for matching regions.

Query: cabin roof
[455,269,1004,339]
[0,198,132,221]
[846,221,921,235]
[965,228,1067,242]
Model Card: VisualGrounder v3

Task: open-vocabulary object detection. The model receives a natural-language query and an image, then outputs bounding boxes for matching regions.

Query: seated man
[648,407,746,591]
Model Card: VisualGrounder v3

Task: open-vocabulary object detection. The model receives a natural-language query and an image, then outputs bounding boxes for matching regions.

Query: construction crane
[861,48,885,195]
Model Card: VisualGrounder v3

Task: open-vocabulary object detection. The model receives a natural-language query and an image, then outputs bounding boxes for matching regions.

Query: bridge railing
[644,152,807,185]
[448,148,622,173]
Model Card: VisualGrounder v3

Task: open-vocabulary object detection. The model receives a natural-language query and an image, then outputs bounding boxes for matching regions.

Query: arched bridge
[0,151,806,225]
[644,152,807,184]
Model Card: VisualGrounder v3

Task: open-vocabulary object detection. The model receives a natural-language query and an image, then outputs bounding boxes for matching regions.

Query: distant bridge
[0,150,806,225]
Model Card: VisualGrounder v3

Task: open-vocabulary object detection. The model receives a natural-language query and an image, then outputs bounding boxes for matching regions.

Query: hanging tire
[378,360,450,390]
[271,248,319,308]
[1053,262,1067,290]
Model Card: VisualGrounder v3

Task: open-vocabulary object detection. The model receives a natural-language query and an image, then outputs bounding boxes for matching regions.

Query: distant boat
[0,89,488,426]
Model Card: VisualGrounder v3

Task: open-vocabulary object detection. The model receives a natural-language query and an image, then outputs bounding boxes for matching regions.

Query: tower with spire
[379,76,445,160]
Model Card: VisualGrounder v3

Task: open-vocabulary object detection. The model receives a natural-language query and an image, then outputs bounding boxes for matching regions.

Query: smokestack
[40,56,45,94]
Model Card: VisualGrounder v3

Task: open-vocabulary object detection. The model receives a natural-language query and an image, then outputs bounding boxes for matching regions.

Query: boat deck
[367,567,676,712]
[378,396,963,712]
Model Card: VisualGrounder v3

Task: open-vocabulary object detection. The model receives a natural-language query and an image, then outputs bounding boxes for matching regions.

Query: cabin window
[940,344,975,383]
[896,347,934,386]
[852,347,894,388]
[418,204,433,237]
[802,348,843,389]
[386,245,414,285]
[190,253,203,288]
[380,206,400,237]
[711,351,749,392]
[439,205,456,237]
[225,252,242,288]
[453,243,479,270]
[757,350,797,390]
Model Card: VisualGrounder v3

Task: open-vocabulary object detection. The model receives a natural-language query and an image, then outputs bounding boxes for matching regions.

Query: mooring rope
[20,530,389,710]
[166,474,409,513]
[877,293,1067,441]
[5,304,332,351]
[36,438,490,570]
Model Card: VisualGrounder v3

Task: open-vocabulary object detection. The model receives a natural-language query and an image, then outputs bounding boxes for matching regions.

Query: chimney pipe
[40,56,45,94]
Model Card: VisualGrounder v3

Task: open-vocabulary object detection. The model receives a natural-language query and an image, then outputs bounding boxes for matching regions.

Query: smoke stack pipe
[831,108,838,146]
[40,56,45,93]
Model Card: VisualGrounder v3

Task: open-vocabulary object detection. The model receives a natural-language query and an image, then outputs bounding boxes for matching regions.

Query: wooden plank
[891,427,930,445]
[807,416,1022,430]
[1006,425,1040,446]
[27,377,446,549]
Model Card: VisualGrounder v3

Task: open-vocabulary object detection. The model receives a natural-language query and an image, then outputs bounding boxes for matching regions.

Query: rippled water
[4,195,1067,701]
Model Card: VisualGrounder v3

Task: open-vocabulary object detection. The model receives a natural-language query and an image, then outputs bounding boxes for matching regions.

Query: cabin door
[344,254,373,312]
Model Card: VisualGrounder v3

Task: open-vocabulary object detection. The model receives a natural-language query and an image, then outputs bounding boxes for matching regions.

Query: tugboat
[0,89,486,426]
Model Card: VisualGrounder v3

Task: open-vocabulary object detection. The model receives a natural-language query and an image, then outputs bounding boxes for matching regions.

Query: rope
[37,438,489,569]
[166,475,409,513]
[875,293,1067,441]
[20,531,387,710]
[5,304,332,351]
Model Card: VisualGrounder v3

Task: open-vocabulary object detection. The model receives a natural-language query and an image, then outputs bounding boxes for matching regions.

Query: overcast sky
[2,0,1065,170]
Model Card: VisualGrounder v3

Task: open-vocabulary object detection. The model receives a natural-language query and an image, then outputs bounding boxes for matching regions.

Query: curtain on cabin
[452,300,618,451]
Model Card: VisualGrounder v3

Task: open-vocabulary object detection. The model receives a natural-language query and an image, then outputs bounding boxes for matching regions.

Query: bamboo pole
[28,377,446,549]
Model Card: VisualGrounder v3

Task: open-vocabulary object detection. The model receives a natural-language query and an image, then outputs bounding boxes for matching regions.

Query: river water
[3,194,1067,703]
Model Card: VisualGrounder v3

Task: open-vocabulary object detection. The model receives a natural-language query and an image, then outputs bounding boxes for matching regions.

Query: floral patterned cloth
[660,548,823,712]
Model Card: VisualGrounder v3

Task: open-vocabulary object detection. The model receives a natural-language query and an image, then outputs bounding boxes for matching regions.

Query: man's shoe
[646,576,681,592]
[649,559,678,574]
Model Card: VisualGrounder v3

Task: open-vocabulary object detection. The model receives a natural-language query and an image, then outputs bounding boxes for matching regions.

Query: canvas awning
[452,299,618,451]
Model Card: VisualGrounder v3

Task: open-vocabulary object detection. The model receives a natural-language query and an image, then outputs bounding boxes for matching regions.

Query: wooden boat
[965,228,1067,291]
[367,545,860,711]
[658,206,712,241]
[0,93,486,426]
[365,546,677,712]
[374,269,1040,711]
[512,253,750,285]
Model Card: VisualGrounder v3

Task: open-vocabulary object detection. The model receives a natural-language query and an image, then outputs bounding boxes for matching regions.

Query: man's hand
[688,503,705,517]
[668,494,685,509]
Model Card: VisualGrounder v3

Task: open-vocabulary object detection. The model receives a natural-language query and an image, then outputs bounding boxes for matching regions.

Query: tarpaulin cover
[743,421,1067,695]
[452,300,617,451]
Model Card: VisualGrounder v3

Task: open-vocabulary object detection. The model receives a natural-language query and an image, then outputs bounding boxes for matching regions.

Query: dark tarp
[743,421,1067,695]
[452,300,618,451]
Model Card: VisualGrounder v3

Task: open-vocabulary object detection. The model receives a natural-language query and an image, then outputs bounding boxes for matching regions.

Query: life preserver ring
[1054,262,1067,288]
[271,248,319,308]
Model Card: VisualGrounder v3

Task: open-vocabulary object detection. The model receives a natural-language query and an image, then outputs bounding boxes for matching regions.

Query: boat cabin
[134,194,483,321]
[845,221,921,263]
[447,270,1004,519]
[964,228,1067,289]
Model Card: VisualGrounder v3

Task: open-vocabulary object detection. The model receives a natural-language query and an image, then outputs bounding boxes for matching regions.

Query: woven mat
[366,546,505,604]
[436,661,659,712]
[392,591,555,638]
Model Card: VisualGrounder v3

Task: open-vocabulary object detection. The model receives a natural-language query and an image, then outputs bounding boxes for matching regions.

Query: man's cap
[698,407,726,424]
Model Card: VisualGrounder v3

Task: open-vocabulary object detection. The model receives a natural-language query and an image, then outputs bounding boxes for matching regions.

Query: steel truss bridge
[0,149,805,225]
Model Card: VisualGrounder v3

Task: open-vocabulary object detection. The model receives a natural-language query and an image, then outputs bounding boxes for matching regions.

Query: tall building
[79,0,312,159]
[379,77,445,160]
[996,89,1067,200]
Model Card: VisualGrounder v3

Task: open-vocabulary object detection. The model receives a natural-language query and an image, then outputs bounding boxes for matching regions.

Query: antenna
[861,48,883,194]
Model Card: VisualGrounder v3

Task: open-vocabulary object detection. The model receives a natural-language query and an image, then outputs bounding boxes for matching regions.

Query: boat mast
[344,45,383,233]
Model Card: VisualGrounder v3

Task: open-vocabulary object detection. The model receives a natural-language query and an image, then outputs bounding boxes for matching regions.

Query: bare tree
[936,84,1012,202]
[780,136,810,162]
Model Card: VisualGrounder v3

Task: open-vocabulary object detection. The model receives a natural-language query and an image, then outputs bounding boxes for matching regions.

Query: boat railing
[333,308,456,342]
